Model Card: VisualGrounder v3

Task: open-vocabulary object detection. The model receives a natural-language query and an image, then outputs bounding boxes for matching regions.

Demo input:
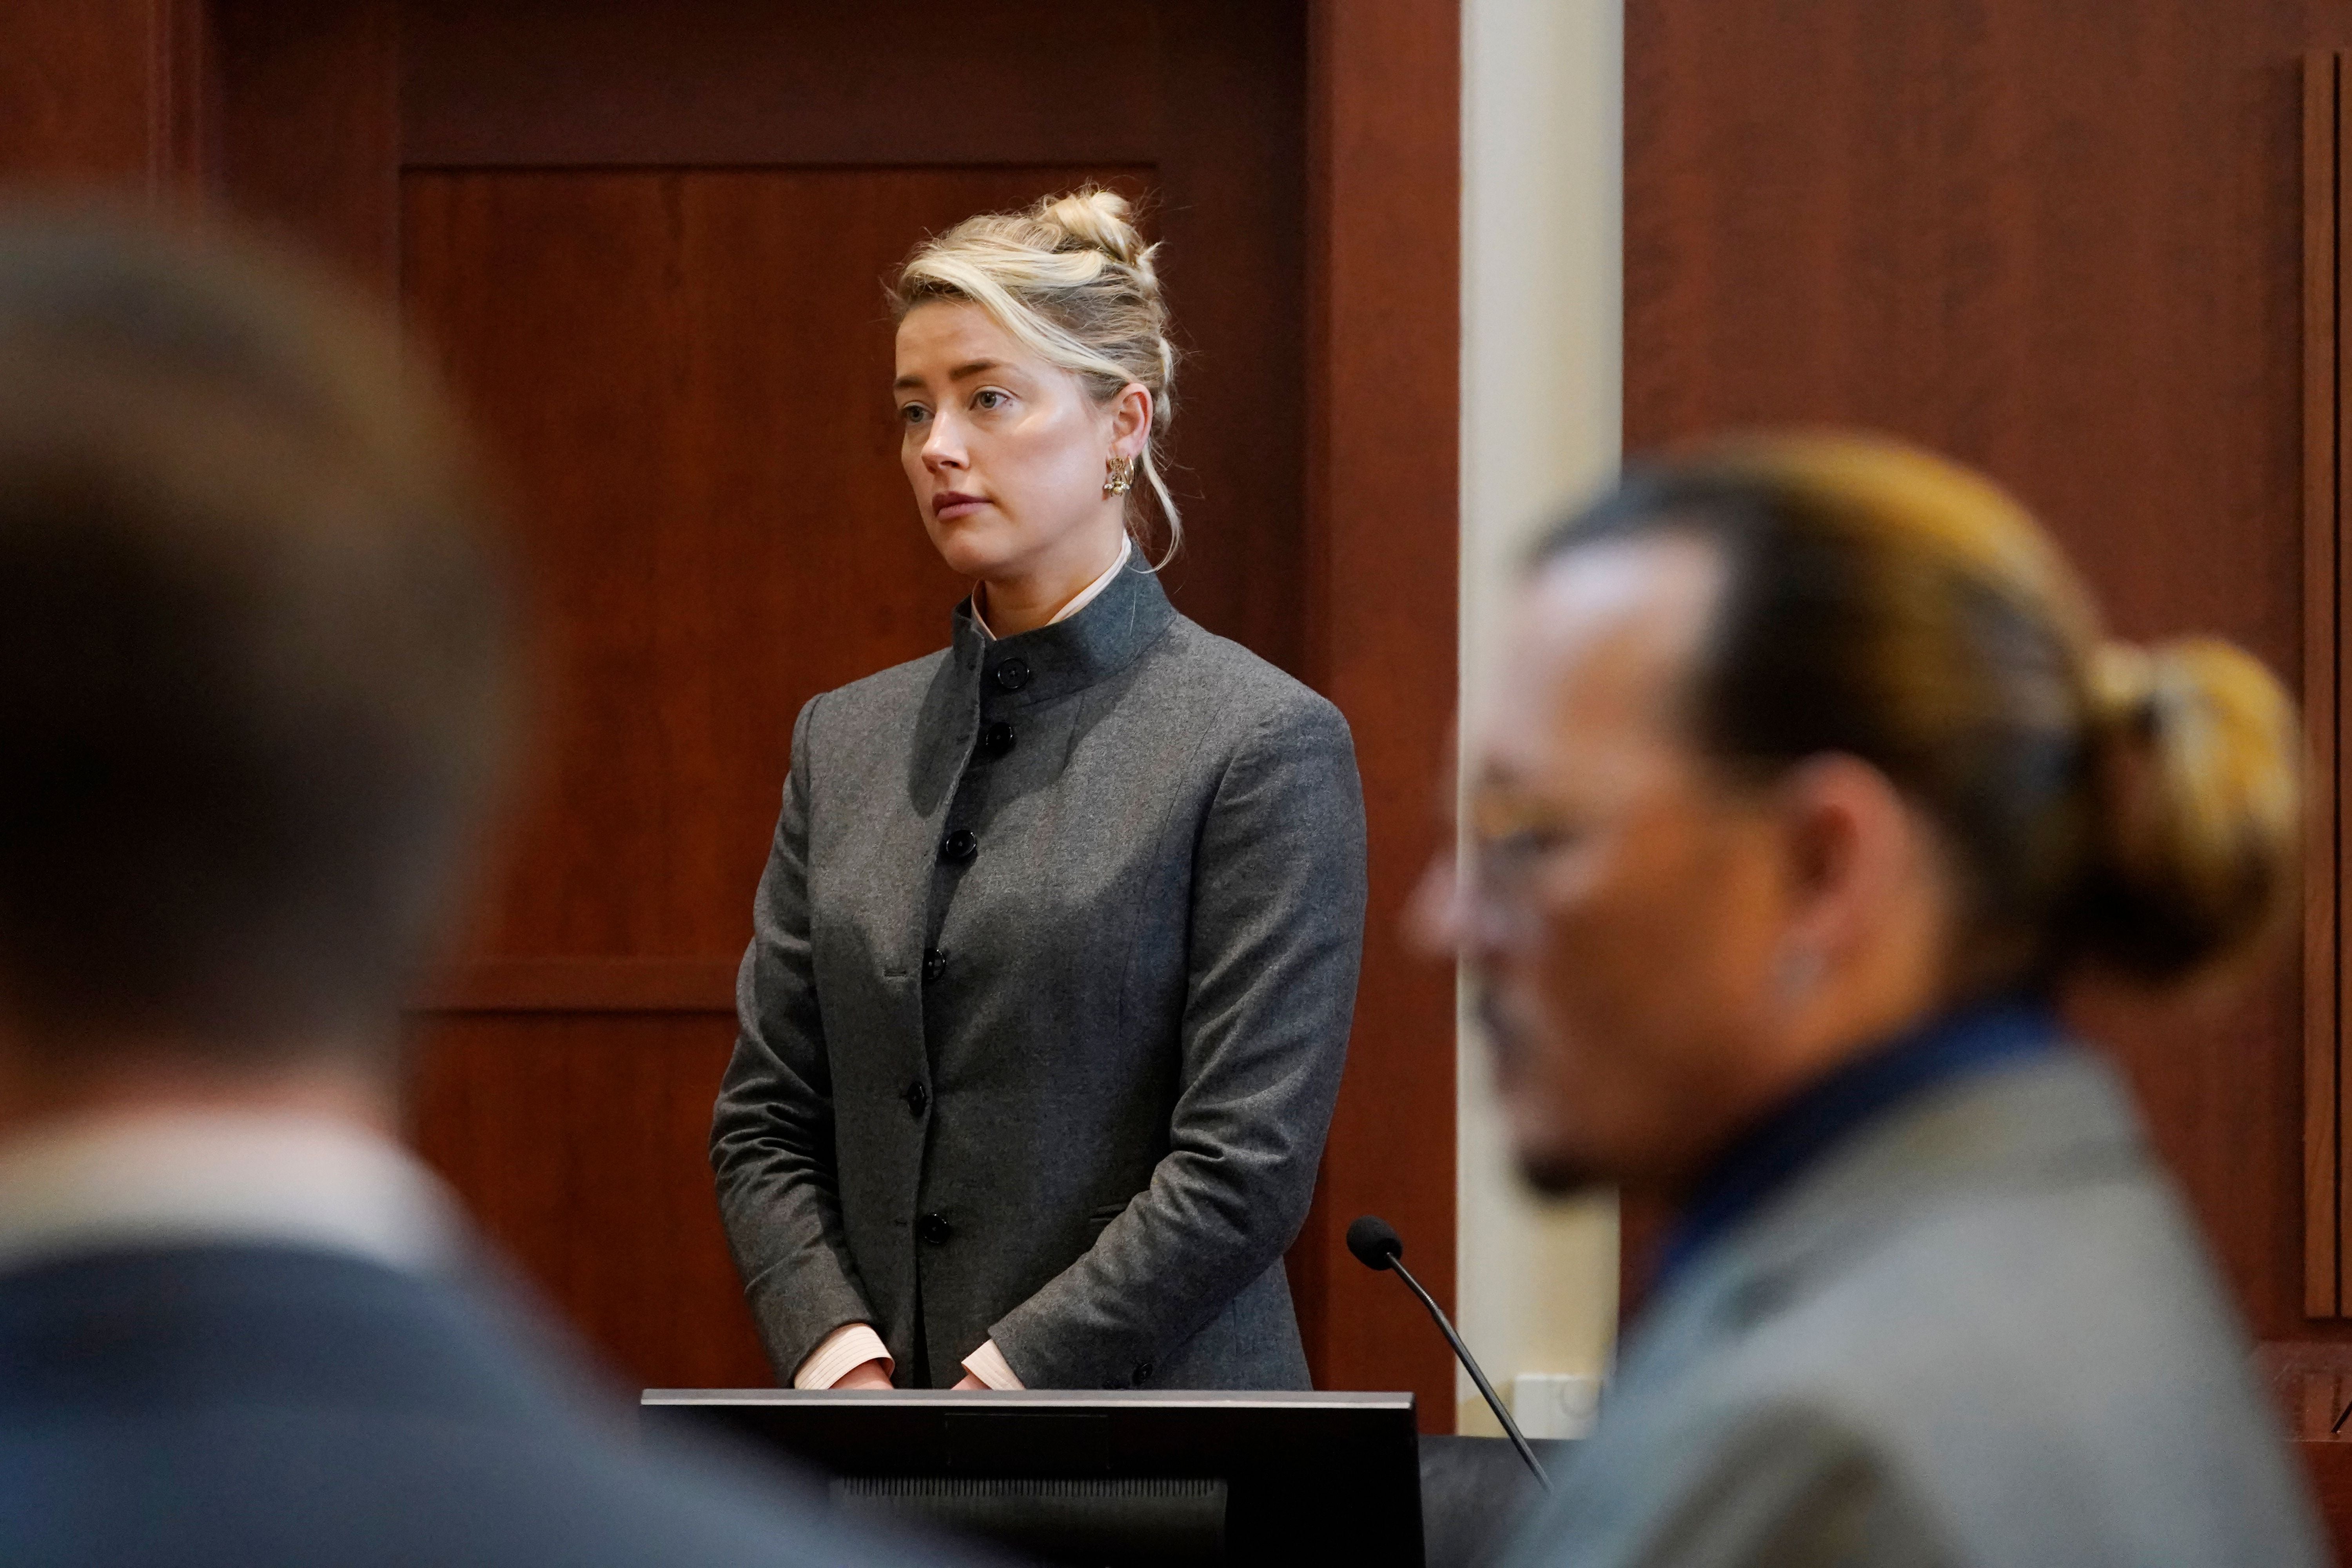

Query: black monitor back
[642,1388,1423,1568]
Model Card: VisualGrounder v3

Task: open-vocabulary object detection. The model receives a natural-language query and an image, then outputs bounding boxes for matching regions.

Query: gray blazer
[1506,1050,2324,1568]
[711,564,1366,1391]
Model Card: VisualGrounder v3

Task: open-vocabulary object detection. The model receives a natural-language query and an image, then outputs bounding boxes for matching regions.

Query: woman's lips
[932,491,986,521]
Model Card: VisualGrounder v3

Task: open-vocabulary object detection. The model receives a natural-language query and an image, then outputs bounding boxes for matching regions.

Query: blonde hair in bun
[889,187,1181,564]
[2080,637,2300,980]
[1537,433,2302,991]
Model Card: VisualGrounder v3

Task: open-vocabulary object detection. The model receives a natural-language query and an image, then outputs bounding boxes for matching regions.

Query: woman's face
[893,300,1141,584]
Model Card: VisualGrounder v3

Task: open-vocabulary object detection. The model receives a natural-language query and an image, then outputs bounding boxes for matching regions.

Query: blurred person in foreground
[0,211,972,1568]
[1421,435,2324,1566]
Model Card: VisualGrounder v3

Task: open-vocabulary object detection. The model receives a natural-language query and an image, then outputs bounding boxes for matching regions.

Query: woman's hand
[833,1359,893,1390]
[951,1372,987,1390]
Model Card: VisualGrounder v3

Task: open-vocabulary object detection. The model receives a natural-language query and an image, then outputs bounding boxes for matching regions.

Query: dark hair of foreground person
[0,209,980,1568]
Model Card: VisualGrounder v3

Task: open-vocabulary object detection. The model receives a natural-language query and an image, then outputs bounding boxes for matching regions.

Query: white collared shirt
[970,536,1133,641]
[0,1107,460,1277]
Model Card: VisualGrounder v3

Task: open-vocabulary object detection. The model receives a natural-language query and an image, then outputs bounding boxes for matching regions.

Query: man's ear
[1773,752,1920,964]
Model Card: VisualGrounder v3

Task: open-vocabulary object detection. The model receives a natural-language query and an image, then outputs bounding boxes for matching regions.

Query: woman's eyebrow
[891,358,1003,394]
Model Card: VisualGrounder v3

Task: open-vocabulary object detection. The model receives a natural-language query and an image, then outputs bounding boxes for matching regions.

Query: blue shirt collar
[1653,995,2063,1296]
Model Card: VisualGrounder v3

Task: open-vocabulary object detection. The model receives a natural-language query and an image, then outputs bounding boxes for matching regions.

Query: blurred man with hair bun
[1424,434,2325,1567]
[0,209,967,1568]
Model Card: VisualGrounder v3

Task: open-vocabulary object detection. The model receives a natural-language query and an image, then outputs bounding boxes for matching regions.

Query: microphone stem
[1388,1257,1552,1492]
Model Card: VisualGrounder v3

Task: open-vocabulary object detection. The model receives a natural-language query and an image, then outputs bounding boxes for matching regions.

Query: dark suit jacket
[711,564,1368,1391]
[1504,1050,2324,1568]
[0,1241,964,1567]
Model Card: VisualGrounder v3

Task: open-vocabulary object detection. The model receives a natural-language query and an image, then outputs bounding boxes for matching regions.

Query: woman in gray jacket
[710,189,1367,1392]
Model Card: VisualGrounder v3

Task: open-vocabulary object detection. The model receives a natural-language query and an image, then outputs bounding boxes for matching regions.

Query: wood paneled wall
[1295,0,1462,1412]
[0,2,204,191]
[2303,51,2348,1321]
[0,0,1461,1428]
[1625,0,2352,1348]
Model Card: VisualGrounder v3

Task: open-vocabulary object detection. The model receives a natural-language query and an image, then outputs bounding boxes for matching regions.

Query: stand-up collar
[949,558,1176,706]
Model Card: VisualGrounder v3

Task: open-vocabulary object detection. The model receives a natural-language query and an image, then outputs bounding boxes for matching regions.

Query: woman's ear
[1108,383,1154,458]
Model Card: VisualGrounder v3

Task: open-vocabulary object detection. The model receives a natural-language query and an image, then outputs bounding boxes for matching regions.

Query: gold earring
[1104,456,1136,496]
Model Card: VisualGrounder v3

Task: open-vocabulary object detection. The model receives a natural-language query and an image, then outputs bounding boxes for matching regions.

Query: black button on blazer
[712,564,1367,1390]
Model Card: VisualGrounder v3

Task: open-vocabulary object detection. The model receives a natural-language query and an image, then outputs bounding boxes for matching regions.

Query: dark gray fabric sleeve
[709,696,874,1383]
[987,693,1367,1388]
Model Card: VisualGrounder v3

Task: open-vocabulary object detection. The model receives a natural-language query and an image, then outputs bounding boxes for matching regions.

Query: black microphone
[1347,1214,1552,1491]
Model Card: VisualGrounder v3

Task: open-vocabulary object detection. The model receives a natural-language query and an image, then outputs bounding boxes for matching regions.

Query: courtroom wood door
[203,0,1353,1395]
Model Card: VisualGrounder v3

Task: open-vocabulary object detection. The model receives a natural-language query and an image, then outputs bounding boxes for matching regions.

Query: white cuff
[795,1322,893,1390]
[961,1339,1025,1390]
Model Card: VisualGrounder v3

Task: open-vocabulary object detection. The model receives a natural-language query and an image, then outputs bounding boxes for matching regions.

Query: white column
[1455,0,1624,1437]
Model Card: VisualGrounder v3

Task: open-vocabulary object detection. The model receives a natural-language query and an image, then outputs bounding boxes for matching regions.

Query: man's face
[1434,535,1799,1194]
